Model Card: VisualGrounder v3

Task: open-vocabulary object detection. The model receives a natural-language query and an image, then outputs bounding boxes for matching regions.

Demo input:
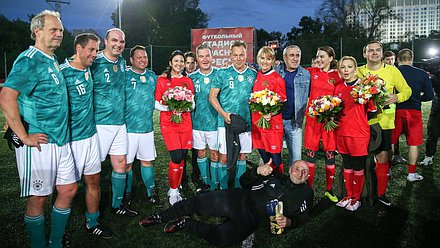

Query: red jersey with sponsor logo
[335,81,376,138]
[155,75,194,133]
[251,70,287,133]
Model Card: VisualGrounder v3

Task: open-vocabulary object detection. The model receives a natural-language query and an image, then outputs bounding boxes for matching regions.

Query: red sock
[168,161,181,189]
[307,162,316,188]
[277,163,284,174]
[353,169,365,201]
[343,169,354,198]
[408,164,416,173]
[325,164,336,191]
[376,162,390,196]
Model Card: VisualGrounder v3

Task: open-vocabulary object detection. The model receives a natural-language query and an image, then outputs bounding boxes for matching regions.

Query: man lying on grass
[139,159,313,247]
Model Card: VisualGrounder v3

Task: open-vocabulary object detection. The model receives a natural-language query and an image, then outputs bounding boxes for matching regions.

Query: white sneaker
[346,200,361,211]
[419,156,433,166]
[407,173,424,182]
[336,197,351,208]
[169,191,182,205]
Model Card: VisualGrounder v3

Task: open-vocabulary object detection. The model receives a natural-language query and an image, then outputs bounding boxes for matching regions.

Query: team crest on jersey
[140,76,146,83]
[84,72,89,81]
[53,62,59,71]
[203,77,210,84]
[328,79,335,85]
[32,179,43,191]
[113,64,118,73]
[183,82,189,88]
[262,80,269,87]
[247,75,254,83]
[237,75,244,82]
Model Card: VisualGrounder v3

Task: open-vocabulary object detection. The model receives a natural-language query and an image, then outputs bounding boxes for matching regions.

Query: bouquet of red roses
[162,86,194,123]
[350,73,388,108]
[249,89,283,129]
[308,95,343,131]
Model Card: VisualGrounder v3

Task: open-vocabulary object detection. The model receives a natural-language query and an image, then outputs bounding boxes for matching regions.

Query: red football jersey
[251,70,287,133]
[155,75,195,133]
[335,81,376,138]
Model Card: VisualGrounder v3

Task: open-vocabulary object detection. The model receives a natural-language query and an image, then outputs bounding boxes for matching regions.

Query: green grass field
[0,103,439,248]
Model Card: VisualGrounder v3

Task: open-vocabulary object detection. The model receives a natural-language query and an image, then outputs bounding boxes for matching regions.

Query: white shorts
[96,124,128,162]
[217,127,252,155]
[193,130,218,150]
[127,132,157,164]
[16,143,76,197]
[70,133,101,181]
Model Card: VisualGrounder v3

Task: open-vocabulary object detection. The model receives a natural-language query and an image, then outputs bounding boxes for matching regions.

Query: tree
[0,15,73,79]
[112,0,209,73]
[317,0,365,38]
[357,0,398,39]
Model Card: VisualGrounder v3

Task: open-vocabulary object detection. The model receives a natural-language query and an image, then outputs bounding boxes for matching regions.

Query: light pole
[117,0,122,29]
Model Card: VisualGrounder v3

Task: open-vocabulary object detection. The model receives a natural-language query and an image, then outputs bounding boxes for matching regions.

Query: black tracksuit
[426,71,440,157]
[159,167,314,247]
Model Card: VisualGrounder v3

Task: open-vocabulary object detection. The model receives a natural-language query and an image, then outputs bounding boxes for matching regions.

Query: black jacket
[240,167,314,228]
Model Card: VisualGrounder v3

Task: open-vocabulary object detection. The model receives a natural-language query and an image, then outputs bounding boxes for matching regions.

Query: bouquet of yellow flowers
[308,95,343,131]
[249,89,283,129]
[162,86,194,123]
[350,73,388,108]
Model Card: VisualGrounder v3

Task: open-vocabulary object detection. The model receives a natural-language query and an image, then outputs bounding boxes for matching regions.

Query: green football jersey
[211,65,256,131]
[190,67,219,131]
[91,53,126,125]
[125,68,157,133]
[4,46,70,146]
[60,59,97,141]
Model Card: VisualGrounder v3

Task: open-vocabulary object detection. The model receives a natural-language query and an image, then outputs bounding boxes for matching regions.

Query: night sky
[0,0,322,36]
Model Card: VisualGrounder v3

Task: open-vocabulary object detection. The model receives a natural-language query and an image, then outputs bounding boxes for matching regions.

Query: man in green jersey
[60,33,113,239]
[91,28,137,217]
[190,44,220,191]
[0,10,77,247]
[124,45,163,207]
[209,41,257,189]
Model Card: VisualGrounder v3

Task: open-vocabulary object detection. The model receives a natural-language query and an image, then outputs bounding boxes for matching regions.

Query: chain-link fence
[1,38,439,79]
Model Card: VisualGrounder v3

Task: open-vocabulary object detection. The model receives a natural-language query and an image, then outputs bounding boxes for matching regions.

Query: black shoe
[62,232,71,248]
[147,193,164,208]
[122,192,134,207]
[111,205,138,217]
[195,184,210,195]
[378,195,391,206]
[86,223,113,239]
[139,214,162,227]
[392,155,407,165]
[163,217,188,233]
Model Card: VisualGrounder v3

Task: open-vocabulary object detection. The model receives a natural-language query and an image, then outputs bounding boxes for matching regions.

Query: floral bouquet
[162,86,194,123]
[249,89,283,129]
[350,73,388,108]
[308,95,343,131]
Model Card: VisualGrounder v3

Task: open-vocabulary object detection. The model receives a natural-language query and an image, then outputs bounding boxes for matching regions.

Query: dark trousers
[159,188,259,247]
[426,109,440,157]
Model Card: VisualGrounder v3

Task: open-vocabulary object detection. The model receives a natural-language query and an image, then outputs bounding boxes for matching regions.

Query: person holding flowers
[155,50,195,205]
[305,46,343,202]
[334,56,377,211]
[358,41,412,206]
[250,46,287,173]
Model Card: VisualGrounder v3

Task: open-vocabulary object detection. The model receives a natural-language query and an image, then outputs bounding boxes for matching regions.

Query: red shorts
[252,130,283,153]
[391,109,423,146]
[337,136,369,156]
[304,116,336,151]
[162,131,192,151]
